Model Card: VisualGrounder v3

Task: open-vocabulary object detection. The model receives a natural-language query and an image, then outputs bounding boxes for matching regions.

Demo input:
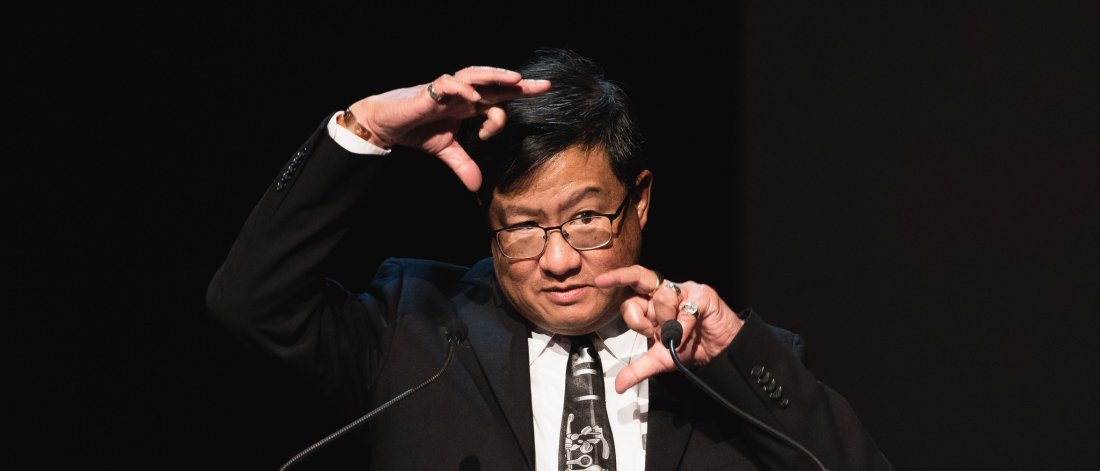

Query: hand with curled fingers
[342,66,551,192]
[594,264,744,393]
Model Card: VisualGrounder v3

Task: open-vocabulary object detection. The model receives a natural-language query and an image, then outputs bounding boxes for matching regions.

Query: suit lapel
[645,373,695,471]
[453,259,536,470]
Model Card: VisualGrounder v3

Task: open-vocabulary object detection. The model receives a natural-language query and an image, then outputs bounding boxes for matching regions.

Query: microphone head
[660,320,683,349]
[445,318,469,343]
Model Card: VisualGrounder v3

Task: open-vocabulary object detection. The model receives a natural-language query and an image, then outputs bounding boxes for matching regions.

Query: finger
[478,106,507,140]
[621,297,655,337]
[595,265,663,296]
[429,75,482,103]
[475,79,552,105]
[614,345,672,394]
[453,66,523,86]
[517,78,553,95]
[651,283,681,327]
[436,142,482,191]
[673,282,704,341]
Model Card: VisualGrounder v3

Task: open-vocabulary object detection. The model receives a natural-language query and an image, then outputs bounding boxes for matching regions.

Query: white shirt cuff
[326,112,392,156]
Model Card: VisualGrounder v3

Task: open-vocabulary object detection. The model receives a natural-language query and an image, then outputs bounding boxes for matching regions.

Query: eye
[572,211,599,224]
[505,221,540,232]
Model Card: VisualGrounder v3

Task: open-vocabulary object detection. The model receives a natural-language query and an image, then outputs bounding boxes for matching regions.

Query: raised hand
[345,66,551,191]
[594,265,744,393]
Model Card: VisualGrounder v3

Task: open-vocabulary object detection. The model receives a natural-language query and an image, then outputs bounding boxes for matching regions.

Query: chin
[537,304,612,335]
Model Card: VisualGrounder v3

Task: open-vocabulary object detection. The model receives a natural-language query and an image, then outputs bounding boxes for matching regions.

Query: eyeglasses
[490,191,632,260]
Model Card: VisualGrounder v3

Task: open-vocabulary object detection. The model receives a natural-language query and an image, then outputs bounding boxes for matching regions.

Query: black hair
[464,48,646,209]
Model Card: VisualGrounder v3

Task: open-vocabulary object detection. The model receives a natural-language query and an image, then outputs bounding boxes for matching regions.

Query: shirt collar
[528,317,645,366]
[528,327,557,365]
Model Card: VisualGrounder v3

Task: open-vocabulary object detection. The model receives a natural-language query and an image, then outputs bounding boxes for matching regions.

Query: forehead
[490,147,620,217]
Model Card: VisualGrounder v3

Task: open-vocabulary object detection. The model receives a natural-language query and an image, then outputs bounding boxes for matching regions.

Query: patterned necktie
[559,335,616,471]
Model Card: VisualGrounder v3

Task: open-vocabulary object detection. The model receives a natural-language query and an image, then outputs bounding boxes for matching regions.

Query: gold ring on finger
[649,270,664,297]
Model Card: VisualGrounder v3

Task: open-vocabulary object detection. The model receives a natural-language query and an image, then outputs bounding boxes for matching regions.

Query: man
[207,48,892,470]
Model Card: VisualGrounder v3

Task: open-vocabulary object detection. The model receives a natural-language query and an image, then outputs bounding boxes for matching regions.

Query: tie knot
[568,334,596,351]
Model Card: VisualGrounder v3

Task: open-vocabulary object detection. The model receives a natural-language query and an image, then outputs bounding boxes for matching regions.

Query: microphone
[661,320,829,471]
[278,318,469,471]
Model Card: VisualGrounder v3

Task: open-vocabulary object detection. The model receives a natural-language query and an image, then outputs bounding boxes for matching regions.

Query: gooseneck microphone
[660,320,828,471]
[278,319,469,471]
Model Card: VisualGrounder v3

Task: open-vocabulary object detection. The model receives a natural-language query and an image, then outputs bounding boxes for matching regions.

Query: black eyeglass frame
[488,190,633,260]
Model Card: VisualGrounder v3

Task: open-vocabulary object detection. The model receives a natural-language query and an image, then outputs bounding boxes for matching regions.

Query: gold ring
[649,270,664,297]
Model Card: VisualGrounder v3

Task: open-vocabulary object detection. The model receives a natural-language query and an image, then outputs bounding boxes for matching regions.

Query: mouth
[542,284,590,305]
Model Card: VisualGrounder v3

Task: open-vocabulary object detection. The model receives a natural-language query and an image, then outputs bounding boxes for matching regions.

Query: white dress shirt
[529,320,650,471]
[329,114,651,469]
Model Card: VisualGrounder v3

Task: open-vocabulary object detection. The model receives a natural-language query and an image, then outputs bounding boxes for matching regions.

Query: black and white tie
[559,335,616,471]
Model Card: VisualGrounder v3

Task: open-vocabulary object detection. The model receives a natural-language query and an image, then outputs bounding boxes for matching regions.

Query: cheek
[502,260,535,280]
[603,226,643,267]
[494,258,539,298]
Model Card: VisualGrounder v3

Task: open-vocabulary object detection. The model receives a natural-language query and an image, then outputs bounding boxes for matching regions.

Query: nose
[539,229,581,276]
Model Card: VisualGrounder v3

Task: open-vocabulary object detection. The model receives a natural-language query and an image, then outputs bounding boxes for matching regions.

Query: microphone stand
[662,321,828,471]
[278,334,462,471]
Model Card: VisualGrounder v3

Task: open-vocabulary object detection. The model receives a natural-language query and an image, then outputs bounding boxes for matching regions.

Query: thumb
[614,344,674,394]
[436,142,483,192]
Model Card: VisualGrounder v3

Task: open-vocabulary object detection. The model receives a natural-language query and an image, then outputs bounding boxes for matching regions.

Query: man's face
[489,146,651,335]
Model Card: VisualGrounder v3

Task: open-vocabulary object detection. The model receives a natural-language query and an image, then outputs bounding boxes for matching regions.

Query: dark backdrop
[10,2,1098,470]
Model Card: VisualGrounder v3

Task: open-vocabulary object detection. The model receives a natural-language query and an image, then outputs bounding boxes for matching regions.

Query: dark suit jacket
[206,115,893,470]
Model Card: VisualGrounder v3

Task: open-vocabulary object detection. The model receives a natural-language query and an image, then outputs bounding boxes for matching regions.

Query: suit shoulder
[372,257,495,292]
[380,257,470,274]
[375,257,470,283]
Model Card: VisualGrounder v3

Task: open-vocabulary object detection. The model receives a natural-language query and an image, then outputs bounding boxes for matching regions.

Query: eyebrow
[500,187,605,219]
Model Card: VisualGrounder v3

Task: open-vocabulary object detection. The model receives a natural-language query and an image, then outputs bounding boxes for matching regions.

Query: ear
[632,170,653,229]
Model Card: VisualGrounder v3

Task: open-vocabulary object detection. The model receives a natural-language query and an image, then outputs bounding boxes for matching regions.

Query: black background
[10,2,1099,469]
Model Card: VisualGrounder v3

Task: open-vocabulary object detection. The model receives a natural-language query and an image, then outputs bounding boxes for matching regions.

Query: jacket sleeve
[693,309,894,471]
[204,114,398,413]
